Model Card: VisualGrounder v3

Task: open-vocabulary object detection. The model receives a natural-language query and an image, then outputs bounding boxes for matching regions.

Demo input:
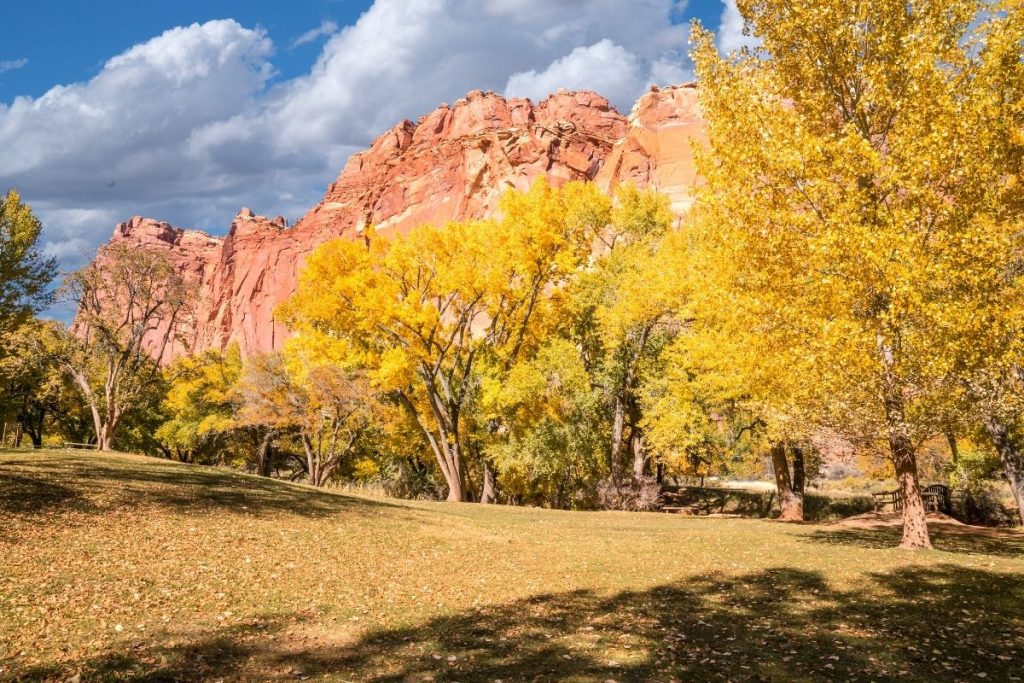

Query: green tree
[0,190,56,338]
[156,344,243,464]
[0,318,73,447]
[581,186,678,482]
[484,338,608,508]
[61,243,194,451]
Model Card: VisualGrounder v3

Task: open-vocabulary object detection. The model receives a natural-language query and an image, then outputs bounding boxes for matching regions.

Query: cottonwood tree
[0,190,56,338]
[485,337,609,508]
[61,244,193,451]
[690,0,1024,547]
[569,185,679,483]
[0,318,71,447]
[234,352,375,487]
[156,344,243,464]
[284,179,602,501]
[940,6,1024,526]
[643,306,814,521]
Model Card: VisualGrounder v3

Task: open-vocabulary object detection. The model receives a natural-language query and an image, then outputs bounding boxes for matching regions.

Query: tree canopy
[688,0,1024,546]
[0,190,56,337]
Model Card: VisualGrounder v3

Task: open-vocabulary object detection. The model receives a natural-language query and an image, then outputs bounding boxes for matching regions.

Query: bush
[380,460,447,501]
[959,483,1017,527]
[803,492,875,521]
[948,450,1016,527]
[597,476,662,512]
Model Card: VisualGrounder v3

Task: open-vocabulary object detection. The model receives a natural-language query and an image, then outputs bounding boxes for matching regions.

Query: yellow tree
[691,0,1024,548]
[234,350,376,487]
[156,344,243,464]
[580,185,678,482]
[643,248,819,522]
[946,5,1024,526]
[282,179,604,501]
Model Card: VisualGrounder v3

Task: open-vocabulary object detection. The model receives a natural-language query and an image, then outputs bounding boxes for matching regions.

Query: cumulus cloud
[0,58,28,74]
[506,40,644,106]
[0,21,302,270]
[0,1,694,279]
[290,20,339,48]
[717,0,759,54]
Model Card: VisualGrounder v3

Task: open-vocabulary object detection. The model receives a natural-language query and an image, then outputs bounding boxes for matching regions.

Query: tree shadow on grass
[805,524,1024,558]
[14,564,1024,682]
[0,452,406,524]
[661,487,875,522]
[0,471,86,515]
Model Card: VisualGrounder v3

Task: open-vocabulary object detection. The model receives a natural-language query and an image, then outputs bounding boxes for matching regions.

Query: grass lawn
[1,451,1023,682]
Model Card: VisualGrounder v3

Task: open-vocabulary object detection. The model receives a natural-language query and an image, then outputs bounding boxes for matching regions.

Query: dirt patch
[833,511,964,529]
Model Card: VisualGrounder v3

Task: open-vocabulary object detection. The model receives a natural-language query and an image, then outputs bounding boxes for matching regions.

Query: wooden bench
[872,489,900,510]
[923,484,952,513]
[62,442,98,450]
[873,485,951,513]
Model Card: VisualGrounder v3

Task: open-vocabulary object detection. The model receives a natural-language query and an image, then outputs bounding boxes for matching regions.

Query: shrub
[380,460,447,501]
[597,476,662,512]
[948,450,1016,527]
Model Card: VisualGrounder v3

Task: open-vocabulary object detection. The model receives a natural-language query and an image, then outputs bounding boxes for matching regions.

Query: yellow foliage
[281,177,607,500]
[689,0,1024,454]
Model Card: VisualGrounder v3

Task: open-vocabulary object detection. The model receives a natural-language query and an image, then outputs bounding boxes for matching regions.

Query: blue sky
[0,1,739,275]
[0,2,727,101]
[0,1,372,101]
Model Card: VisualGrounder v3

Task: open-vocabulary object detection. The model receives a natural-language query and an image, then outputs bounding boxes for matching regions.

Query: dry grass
[2,450,1023,682]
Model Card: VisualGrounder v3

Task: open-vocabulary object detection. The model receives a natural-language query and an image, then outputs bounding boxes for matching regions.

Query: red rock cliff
[95,85,705,359]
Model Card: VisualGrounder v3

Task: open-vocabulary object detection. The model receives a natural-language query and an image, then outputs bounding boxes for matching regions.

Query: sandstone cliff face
[594,83,705,214]
[96,85,705,359]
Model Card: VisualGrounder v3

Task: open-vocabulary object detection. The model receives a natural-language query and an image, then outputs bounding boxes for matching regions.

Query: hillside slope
[2,451,1022,682]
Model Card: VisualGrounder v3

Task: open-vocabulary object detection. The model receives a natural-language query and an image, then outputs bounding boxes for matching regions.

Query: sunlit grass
[2,450,1022,682]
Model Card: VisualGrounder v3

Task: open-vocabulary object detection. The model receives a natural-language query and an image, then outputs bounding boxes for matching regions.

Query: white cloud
[0,58,28,74]
[506,39,692,107]
[717,0,759,54]
[0,2,694,280]
[0,21,300,268]
[290,20,339,48]
[506,40,644,105]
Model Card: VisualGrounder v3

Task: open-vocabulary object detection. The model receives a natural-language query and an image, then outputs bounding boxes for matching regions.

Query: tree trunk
[891,438,930,548]
[402,388,467,502]
[443,441,466,501]
[631,430,648,478]
[945,429,960,464]
[791,445,805,495]
[610,395,626,481]
[770,443,803,522]
[19,405,45,448]
[97,423,115,452]
[300,434,324,488]
[480,461,497,504]
[70,368,110,451]
[983,414,1024,527]
[877,334,931,549]
[256,430,277,477]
